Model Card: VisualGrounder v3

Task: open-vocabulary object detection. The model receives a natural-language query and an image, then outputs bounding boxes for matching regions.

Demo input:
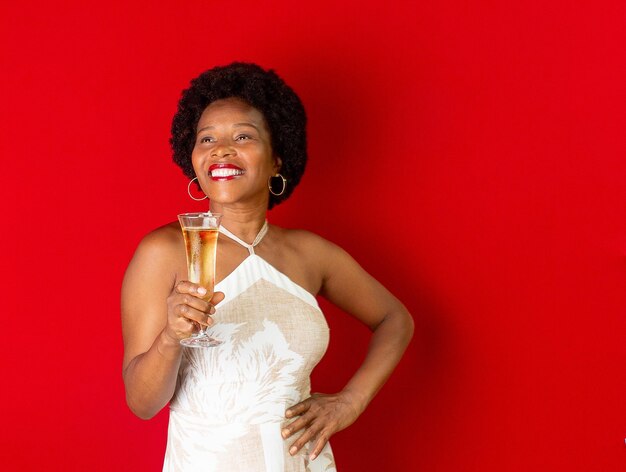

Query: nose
[211,143,236,159]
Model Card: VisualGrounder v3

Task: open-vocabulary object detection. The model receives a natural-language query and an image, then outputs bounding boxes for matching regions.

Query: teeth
[211,168,244,177]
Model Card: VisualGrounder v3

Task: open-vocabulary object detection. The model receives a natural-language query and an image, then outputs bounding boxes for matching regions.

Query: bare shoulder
[272,226,342,257]
[124,222,185,288]
[138,221,181,249]
[267,225,408,330]
[270,226,351,280]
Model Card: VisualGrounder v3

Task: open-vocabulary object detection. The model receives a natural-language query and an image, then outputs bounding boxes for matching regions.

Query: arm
[319,243,414,411]
[283,237,414,459]
[121,228,221,419]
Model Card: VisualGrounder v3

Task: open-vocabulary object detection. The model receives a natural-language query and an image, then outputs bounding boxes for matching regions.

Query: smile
[209,164,245,180]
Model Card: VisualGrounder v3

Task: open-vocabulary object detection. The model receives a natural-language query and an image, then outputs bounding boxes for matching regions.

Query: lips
[208,163,245,181]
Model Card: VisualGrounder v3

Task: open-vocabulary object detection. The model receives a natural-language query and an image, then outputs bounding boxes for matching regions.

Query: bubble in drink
[182,228,218,299]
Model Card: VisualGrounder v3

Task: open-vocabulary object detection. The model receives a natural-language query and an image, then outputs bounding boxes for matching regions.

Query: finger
[175,304,214,327]
[281,413,313,438]
[180,317,200,333]
[175,280,208,297]
[308,433,330,461]
[210,291,225,306]
[177,294,212,314]
[285,398,311,419]
[288,422,321,456]
[166,316,199,341]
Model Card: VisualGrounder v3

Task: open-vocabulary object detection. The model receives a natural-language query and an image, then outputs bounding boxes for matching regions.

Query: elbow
[134,409,158,421]
[373,305,415,346]
[405,307,415,334]
[384,304,414,347]
[125,392,160,420]
[402,308,415,345]
[123,364,163,420]
[127,400,158,420]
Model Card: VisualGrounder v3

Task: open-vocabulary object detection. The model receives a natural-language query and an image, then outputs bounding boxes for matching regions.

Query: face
[191,98,280,210]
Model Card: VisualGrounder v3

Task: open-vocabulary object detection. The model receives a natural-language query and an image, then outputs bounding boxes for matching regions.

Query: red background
[1,1,625,470]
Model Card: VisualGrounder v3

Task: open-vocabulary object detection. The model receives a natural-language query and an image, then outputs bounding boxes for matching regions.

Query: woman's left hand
[282,391,364,460]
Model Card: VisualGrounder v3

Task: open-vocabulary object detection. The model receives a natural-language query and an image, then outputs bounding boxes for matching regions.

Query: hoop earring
[187,177,208,201]
[268,173,287,196]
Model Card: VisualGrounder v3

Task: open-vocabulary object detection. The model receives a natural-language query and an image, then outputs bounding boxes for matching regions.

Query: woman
[122,62,414,471]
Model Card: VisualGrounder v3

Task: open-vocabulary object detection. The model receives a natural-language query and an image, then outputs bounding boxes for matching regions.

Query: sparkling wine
[182,227,219,299]
[177,212,222,348]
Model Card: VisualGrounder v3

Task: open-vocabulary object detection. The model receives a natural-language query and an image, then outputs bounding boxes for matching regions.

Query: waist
[168,406,294,427]
[170,384,308,425]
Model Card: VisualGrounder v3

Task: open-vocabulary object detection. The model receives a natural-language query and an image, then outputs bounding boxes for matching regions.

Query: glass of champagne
[177,212,222,348]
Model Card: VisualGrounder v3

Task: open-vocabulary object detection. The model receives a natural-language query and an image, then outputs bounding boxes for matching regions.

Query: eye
[199,136,215,144]
[235,134,251,141]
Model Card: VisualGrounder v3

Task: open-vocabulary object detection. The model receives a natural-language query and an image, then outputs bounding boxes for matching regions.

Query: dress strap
[219,220,269,255]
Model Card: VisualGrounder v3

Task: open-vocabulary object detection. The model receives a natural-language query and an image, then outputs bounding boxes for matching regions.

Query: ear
[273,155,283,174]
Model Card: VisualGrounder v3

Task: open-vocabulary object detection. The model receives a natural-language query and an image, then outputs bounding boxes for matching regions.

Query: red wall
[2,1,625,470]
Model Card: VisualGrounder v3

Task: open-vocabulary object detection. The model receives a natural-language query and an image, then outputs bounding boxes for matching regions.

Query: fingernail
[310,453,317,461]
[210,307,216,314]
[285,410,292,417]
[281,429,289,438]
[289,446,297,455]
[197,287,207,295]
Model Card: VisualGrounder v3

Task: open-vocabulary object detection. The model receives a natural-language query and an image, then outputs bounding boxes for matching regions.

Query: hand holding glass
[178,212,222,348]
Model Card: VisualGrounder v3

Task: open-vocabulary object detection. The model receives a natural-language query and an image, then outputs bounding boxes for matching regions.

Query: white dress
[163,222,337,472]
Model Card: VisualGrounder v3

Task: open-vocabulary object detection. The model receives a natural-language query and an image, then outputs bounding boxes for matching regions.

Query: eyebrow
[196,122,261,133]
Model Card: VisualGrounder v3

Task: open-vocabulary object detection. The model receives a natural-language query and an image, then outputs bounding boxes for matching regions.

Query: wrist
[339,388,370,415]
[156,330,183,359]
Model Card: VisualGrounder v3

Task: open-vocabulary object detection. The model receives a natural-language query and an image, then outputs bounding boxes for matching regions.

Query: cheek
[263,161,278,178]
[190,150,204,172]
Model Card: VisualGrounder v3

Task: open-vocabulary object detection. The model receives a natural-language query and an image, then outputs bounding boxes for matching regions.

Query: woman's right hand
[164,281,225,343]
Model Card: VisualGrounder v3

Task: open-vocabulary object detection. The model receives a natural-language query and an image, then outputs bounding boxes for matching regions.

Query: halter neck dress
[163,222,337,472]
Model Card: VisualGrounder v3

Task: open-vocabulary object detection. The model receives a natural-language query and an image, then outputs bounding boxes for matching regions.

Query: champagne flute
[178,212,222,348]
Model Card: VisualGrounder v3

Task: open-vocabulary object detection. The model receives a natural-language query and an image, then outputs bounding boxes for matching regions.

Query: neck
[209,201,268,244]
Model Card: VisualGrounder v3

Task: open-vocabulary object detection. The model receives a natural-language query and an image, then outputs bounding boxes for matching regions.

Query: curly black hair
[171,62,307,209]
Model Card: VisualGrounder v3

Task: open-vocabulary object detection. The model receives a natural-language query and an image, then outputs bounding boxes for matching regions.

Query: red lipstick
[208,163,245,181]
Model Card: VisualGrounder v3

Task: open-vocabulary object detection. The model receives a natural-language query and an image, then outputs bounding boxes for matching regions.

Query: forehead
[197,98,267,129]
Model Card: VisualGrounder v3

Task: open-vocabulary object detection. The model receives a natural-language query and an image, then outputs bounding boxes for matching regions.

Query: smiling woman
[171,63,307,210]
[121,62,414,471]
